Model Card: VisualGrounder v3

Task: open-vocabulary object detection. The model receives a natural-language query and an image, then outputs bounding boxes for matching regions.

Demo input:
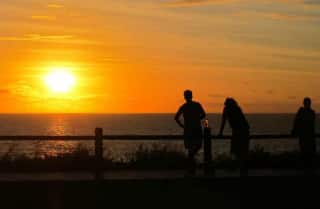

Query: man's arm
[199,104,206,120]
[175,107,184,129]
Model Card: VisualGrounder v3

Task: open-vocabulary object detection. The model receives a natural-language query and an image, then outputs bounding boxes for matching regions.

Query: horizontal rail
[0,134,319,141]
[0,136,94,141]
[103,134,320,140]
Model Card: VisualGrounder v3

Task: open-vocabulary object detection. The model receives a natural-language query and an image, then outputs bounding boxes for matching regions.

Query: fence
[0,128,319,179]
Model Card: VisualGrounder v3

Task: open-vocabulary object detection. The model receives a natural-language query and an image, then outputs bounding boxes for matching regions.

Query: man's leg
[305,138,316,175]
[187,148,197,175]
[239,155,248,177]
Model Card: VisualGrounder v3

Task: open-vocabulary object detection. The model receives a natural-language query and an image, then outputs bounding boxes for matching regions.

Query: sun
[45,68,76,93]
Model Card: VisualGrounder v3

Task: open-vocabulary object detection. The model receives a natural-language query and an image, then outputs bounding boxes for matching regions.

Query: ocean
[0,114,319,161]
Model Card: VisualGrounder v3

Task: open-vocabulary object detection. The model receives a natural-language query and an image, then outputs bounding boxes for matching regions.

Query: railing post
[203,126,214,176]
[95,128,103,181]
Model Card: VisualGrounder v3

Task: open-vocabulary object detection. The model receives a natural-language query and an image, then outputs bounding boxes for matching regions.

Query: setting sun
[45,69,76,93]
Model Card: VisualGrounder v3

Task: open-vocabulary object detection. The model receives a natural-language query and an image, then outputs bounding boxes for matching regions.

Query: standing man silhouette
[175,90,206,175]
[292,97,316,173]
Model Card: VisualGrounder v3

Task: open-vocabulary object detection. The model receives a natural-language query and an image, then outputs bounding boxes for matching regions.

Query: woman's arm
[291,108,301,136]
[218,109,227,136]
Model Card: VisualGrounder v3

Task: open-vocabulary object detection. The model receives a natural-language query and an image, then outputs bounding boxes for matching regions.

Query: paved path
[0,169,317,181]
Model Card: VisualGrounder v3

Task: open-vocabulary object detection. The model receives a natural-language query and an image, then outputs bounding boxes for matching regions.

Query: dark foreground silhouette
[1,177,320,209]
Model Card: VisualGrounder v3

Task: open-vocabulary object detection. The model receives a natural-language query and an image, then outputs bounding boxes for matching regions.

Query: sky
[0,0,320,113]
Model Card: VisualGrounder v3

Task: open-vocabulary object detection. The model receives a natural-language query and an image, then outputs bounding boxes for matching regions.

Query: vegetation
[0,144,105,172]
[123,144,188,169]
[214,145,302,169]
[0,143,316,172]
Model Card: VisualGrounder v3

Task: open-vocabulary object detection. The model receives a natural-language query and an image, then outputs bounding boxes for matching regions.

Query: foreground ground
[0,170,320,209]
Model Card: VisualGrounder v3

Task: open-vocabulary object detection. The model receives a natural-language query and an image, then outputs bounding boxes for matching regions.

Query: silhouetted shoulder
[180,101,201,109]
[222,106,227,113]
[195,101,205,110]
[179,103,187,111]
[190,101,198,107]
[191,101,203,108]
[175,104,186,119]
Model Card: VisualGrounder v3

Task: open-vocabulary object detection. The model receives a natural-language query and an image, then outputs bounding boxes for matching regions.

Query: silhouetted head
[184,90,193,102]
[303,97,312,109]
[224,98,238,109]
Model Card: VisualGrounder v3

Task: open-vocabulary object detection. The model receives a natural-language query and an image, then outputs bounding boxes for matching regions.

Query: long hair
[224,97,249,130]
[224,98,239,109]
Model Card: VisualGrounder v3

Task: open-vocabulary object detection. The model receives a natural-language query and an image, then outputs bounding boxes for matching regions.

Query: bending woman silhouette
[219,98,250,176]
[175,90,206,175]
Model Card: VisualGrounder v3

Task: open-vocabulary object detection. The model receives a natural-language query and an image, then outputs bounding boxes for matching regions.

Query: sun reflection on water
[38,115,81,157]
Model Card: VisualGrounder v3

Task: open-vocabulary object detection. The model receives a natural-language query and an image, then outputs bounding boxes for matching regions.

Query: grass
[0,143,316,172]
[122,144,188,169]
[213,145,302,169]
[0,144,108,172]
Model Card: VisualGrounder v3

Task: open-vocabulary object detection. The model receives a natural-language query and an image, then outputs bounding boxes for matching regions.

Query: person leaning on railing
[218,98,250,177]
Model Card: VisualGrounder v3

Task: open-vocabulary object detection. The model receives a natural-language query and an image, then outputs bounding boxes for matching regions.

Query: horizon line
[0,112,299,115]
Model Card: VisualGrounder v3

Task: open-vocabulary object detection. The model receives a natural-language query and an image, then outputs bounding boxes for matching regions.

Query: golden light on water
[44,68,76,93]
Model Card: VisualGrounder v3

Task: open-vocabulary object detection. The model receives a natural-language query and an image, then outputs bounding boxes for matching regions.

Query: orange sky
[1,0,320,113]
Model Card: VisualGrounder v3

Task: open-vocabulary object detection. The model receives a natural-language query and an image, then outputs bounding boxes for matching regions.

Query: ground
[0,170,320,209]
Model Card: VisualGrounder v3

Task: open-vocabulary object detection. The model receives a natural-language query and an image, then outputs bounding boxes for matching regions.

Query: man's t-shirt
[176,101,206,134]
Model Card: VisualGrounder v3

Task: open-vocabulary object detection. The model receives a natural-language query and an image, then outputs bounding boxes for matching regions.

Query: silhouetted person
[292,97,316,173]
[175,90,206,175]
[219,98,250,176]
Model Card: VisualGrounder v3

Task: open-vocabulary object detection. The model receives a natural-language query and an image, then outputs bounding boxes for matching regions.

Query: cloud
[10,82,39,97]
[0,34,72,41]
[5,81,45,103]
[208,93,225,98]
[165,0,320,7]
[7,81,104,103]
[165,0,236,7]
[164,0,320,21]
[269,52,320,62]
[266,90,274,95]
[0,34,98,45]
[47,4,64,9]
[262,13,320,21]
[101,57,129,63]
[162,0,320,27]
[231,10,320,22]
[0,89,9,94]
[303,0,320,5]
[31,15,56,21]
[288,96,297,100]
[26,34,73,40]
